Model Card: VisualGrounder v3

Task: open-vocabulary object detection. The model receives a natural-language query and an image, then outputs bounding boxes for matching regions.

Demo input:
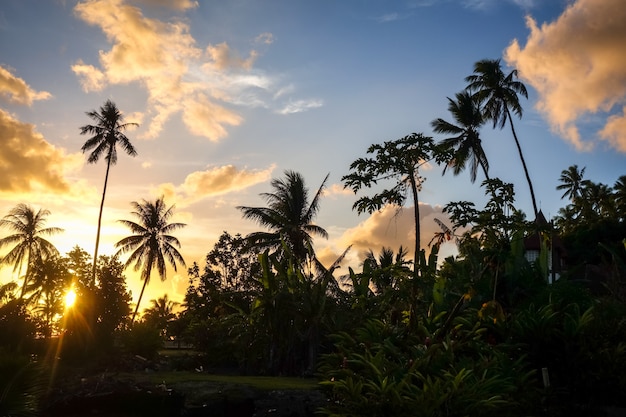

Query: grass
[124,371,320,391]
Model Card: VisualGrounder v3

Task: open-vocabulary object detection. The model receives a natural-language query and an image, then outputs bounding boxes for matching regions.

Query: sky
[1,0,625,307]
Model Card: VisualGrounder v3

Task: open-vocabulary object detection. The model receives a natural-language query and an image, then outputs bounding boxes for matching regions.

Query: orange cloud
[72,0,287,142]
[205,42,258,71]
[0,66,51,105]
[0,109,81,194]
[130,0,198,11]
[338,203,448,262]
[182,94,242,141]
[154,164,275,207]
[505,0,626,152]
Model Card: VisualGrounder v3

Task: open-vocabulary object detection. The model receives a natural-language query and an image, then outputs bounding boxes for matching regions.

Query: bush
[318,315,538,417]
[121,322,163,360]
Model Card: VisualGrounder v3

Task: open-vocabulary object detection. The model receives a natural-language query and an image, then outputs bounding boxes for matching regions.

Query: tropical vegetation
[0,63,625,417]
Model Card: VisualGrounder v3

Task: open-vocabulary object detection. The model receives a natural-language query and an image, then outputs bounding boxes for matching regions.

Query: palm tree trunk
[91,157,112,287]
[506,107,538,218]
[131,276,149,324]
[19,247,33,300]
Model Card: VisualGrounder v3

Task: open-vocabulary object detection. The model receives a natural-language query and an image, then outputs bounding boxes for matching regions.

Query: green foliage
[342,133,446,271]
[510,299,626,409]
[121,322,163,360]
[318,316,536,417]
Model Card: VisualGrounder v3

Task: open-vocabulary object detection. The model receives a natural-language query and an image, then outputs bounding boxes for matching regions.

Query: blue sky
[1,0,625,305]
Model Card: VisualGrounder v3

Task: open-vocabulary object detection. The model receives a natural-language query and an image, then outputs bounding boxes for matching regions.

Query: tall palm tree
[114,197,186,323]
[556,165,588,201]
[237,170,329,263]
[465,59,538,217]
[0,204,63,299]
[431,91,489,183]
[80,100,138,286]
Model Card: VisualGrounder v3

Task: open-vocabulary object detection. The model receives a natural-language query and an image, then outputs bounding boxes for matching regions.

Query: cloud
[325,183,355,198]
[255,33,274,45]
[505,0,626,152]
[153,164,275,207]
[377,13,400,23]
[338,203,448,262]
[71,0,251,141]
[182,93,242,141]
[0,66,52,105]
[73,1,310,141]
[71,60,107,92]
[0,109,82,194]
[277,99,324,115]
[130,0,198,11]
[205,42,258,71]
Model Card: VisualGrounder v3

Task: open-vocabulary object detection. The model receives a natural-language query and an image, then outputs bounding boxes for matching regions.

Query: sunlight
[64,287,77,308]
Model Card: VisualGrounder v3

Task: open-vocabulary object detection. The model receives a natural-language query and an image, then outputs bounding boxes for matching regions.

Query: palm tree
[0,204,63,299]
[431,91,489,183]
[114,197,186,323]
[613,175,626,219]
[143,294,179,338]
[80,100,138,286]
[362,246,410,293]
[556,165,588,201]
[237,170,329,263]
[465,59,538,217]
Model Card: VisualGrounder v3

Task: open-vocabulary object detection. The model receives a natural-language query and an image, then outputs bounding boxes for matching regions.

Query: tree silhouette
[0,204,63,299]
[80,100,138,286]
[465,59,538,217]
[115,197,186,324]
[238,170,329,265]
[342,133,441,274]
[557,165,588,202]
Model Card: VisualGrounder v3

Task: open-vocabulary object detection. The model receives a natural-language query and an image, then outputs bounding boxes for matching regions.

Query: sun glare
[64,288,77,308]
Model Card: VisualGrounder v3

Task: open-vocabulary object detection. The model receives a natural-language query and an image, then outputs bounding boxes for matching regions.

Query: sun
[64,288,77,308]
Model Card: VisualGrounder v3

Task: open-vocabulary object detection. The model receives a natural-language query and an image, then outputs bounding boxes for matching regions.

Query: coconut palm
[362,246,410,293]
[613,175,626,219]
[465,59,538,217]
[431,91,489,183]
[0,204,63,299]
[143,294,179,338]
[114,197,186,323]
[237,170,329,263]
[556,165,588,201]
[80,100,138,285]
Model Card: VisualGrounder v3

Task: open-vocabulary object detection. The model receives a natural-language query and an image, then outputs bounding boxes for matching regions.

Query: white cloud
[277,99,324,115]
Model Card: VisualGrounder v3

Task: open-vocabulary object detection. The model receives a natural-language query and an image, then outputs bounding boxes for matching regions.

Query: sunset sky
[1,0,625,307]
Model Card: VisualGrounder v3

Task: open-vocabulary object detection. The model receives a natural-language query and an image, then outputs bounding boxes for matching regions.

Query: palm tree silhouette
[465,59,538,217]
[143,294,179,337]
[556,165,588,202]
[431,91,489,183]
[0,204,63,299]
[614,175,626,218]
[80,100,138,286]
[238,170,329,264]
[115,197,186,324]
